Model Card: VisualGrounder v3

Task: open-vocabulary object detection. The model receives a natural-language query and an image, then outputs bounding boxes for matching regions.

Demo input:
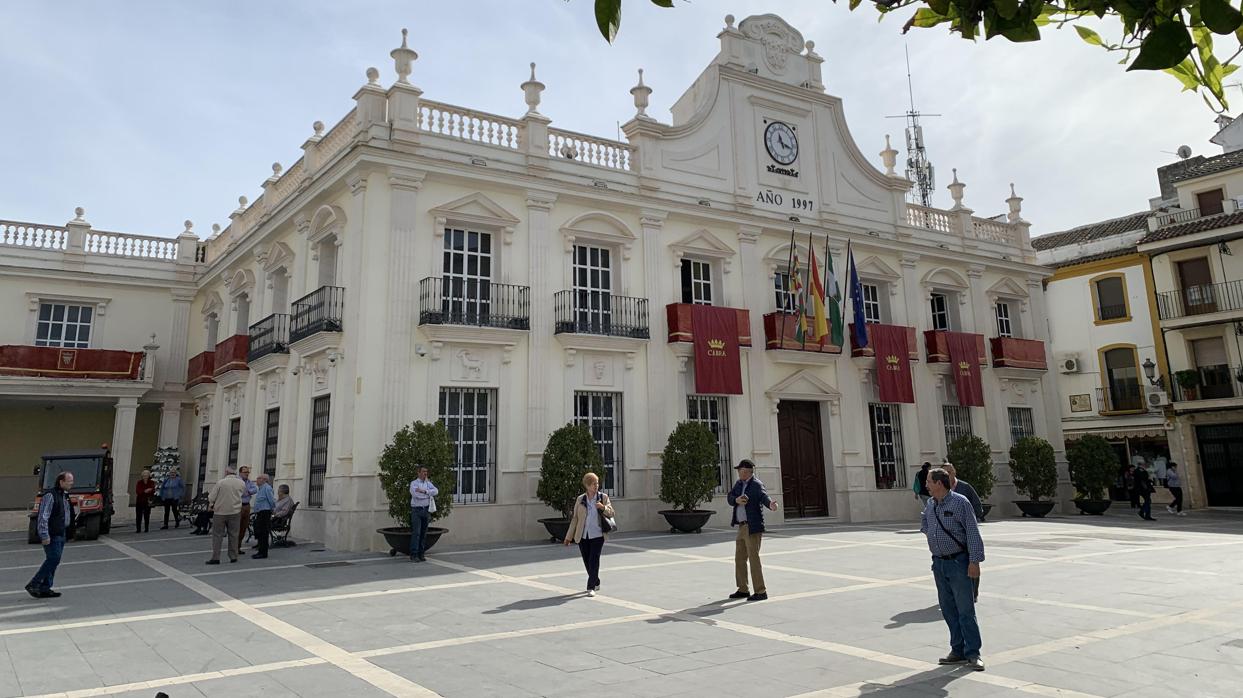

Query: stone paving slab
[3,511,1243,697]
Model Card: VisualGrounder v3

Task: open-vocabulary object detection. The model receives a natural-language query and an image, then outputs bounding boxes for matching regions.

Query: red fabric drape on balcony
[691,305,743,395]
[946,333,985,407]
[871,324,915,403]
[0,345,142,380]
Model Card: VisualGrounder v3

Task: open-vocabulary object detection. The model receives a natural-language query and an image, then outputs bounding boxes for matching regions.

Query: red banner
[946,332,985,407]
[872,324,915,404]
[692,305,743,395]
[0,345,143,380]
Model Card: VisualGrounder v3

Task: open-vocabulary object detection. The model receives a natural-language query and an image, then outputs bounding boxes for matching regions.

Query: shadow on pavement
[482,593,582,614]
[855,666,966,696]
[884,605,942,629]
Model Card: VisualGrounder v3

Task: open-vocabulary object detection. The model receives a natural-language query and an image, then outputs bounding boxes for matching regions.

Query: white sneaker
[1166,506,1175,514]
[1178,511,1187,516]
[587,589,596,597]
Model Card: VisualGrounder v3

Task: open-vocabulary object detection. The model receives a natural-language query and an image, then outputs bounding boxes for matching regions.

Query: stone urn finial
[391,28,418,84]
[366,67,379,86]
[630,68,653,120]
[1006,183,1025,223]
[521,62,545,116]
[312,120,325,137]
[880,134,898,176]
[948,169,967,210]
[73,207,85,221]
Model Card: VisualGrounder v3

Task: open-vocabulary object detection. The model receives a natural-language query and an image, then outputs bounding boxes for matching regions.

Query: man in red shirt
[134,469,156,533]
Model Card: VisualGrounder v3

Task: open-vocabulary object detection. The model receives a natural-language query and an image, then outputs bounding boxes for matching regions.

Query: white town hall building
[0,14,1063,550]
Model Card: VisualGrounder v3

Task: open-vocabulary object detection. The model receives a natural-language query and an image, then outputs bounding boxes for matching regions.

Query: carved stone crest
[740,15,804,75]
[457,349,485,381]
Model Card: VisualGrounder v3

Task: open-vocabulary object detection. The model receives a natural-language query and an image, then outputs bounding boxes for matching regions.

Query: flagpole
[803,227,815,350]
[822,231,831,348]
[780,225,796,351]
[845,238,853,350]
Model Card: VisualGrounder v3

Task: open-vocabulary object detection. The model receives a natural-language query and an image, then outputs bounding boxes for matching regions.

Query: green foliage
[658,422,720,511]
[537,423,604,519]
[1066,435,1118,500]
[947,434,996,501]
[583,0,1243,112]
[1009,436,1058,502]
[377,421,456,526]
[1175,369,1203,389]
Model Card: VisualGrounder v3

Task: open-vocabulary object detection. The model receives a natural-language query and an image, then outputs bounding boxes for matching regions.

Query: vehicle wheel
[81,516,101,541]
[100,516,111,534]
[28,517,40,545]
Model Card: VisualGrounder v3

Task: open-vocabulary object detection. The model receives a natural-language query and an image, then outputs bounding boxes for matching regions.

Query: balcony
[186,350,215,388]
[213,334,249,376]
[248,313,290,361]
[1171,365,1243,403]
[761,312,841,353]
[418,277,530,330]
[990,337,1048,371]
[291,286,345,343]
[924,330,987,365]
[553,291,648,338]
[1156,280,1243,322]
[1151,198,1239,229]
[0,345,145,381]
[665,303,751,346]
[1097,384,1145,414]
[849,323,918,359]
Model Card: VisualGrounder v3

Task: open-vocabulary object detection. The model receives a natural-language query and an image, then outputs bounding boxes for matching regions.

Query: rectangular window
[227,418,241,471]
[1196,188,1225,216]
[572,244,613,334]
[263,408,280,479]
[995,302,1013,338]
[869,403,907,490]
[35,302,93,348]
[773,271,796,313]
[308,396,331,507]
[197,425,210,498]
[575,391,624,496]
[439,387,497,504]
[441,228,493,323]
[862,283,882,324]
[942,405,973,453]
[688,395,732,490]
[930,293,950,331]
[680,258,713,305]
[1094,277,1127,321]
[1008,407,1035,446]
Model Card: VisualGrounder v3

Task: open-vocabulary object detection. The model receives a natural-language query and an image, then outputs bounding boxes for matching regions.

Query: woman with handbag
[563,472,615,597]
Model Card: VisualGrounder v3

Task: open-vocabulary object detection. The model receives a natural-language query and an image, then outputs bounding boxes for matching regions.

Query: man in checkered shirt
[920,467,986,671]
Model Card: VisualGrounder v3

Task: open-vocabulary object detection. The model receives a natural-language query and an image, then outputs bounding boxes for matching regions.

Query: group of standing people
[132,469,187,532]
[1124,461,1185,520]
[205,465,293,563]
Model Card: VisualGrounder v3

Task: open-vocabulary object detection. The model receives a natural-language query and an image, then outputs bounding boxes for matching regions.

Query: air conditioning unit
[1058,353,1081,373]
[1147,390,1171,408]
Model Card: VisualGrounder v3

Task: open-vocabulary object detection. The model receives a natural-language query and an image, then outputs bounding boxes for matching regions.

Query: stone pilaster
[525,192,558,460]
[381,168,425,439]
[640,210,670,476]
[738,225,771,457]
[110,397,140,515]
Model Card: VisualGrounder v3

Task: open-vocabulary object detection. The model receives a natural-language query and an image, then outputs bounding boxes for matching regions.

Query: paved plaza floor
[2,509,1242,698]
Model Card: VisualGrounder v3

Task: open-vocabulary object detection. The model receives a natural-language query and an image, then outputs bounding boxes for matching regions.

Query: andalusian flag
[808,246,829,345]
[790,251,809,342]
[825,244,843,347]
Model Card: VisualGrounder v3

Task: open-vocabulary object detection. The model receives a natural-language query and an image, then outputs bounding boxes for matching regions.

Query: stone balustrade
[0,221,67,250]
[418,100,521,149]
[548,128,633,171]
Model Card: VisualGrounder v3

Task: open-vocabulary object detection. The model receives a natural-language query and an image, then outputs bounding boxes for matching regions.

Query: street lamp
[1142,357,1163,388]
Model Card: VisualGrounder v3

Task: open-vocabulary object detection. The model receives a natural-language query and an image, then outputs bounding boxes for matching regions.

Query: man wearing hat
[727,459,778,601]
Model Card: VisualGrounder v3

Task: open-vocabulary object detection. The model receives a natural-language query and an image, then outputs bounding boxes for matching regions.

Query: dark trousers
[135,503,151,532]
[1139,490,1153,518]
[254,510,271,556]
[410,507,430,558]
[578,535,604,590]
[28,535,66,592]
[1129,489,1139,508]
[1169,487,1184,512]
[193,511,213,534]
[932,553,982,659]
[162,499,182,527]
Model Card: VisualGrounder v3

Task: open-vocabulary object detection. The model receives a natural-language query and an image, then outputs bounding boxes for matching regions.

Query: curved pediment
[309,204,347,242]
[921,267,969,291]
[561,211,637,257]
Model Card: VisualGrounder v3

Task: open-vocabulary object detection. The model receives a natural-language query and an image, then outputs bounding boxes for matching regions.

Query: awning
[1064,426,1170,441]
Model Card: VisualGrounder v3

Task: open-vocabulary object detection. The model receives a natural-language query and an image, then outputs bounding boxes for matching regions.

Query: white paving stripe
[356,612,659,658]
[0,576,165,596]
[0,556,130,572]
[98,536,440,698]
[0,607,228,637]
[22,657,329,698]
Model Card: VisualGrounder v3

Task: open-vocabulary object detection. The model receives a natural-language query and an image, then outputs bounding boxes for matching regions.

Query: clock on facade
[764,121,798,165]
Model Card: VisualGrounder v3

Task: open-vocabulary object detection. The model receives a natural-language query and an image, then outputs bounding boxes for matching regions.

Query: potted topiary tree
[1067,435,1116,515]
[657,421,720,534]
[947,435,996,520]
[1010,436,1058,518]
[376,421,455,556]
[536,423,603,543]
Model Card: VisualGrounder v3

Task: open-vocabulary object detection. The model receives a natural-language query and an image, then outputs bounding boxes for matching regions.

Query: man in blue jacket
[26,472,75,599]
[727,459,778,601]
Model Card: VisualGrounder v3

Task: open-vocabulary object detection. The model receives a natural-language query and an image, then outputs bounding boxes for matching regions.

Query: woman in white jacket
[563,472,615,596]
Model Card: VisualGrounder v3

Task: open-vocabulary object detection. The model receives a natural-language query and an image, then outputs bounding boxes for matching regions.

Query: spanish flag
[808,246,829,345]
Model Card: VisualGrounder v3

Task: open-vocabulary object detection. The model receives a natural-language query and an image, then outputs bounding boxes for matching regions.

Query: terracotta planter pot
[659,509,715,534]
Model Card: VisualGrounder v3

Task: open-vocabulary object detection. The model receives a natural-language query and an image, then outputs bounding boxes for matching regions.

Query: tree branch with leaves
[581,0,1243,112]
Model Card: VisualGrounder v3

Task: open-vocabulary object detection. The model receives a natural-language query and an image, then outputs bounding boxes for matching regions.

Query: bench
[185,493,211,534]
[270,502,299,547]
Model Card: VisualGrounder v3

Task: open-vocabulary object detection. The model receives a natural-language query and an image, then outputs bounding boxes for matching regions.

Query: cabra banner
[691,305,743,395]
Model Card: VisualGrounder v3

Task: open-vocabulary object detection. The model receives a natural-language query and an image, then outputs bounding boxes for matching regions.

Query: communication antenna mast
[886,46,941,207]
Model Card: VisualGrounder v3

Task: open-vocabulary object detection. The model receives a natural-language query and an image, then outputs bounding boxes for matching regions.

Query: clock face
[764,121,798,165]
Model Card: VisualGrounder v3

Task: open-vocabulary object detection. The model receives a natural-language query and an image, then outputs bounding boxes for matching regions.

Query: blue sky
[0,1,1215,239]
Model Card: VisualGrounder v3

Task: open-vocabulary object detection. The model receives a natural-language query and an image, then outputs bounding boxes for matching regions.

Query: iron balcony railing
[290,286,345,343]
[418,277,530,329]
[1097,303,1128,321]
[248,313,290,361]
[552,290,649,338]
[1171,364,1243,402]
[1097,384,1145,413]
[1156,279,1243,320]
